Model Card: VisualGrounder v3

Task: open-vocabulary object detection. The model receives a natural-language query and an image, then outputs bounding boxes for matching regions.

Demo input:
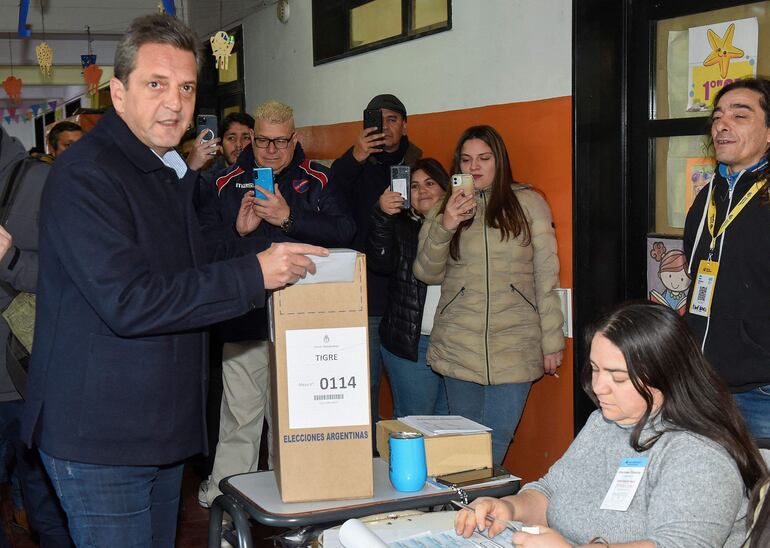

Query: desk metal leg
[208,494,254,548]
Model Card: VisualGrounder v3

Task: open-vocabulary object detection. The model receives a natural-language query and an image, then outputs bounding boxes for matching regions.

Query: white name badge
[285,327,369,429]
[600,457,648,512]
[688,260,719,317]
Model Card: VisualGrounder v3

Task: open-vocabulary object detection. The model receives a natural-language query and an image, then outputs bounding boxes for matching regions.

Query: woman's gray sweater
[521,410,748,547]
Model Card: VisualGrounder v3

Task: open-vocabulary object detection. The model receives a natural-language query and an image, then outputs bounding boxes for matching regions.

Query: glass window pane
[218,52,238,85]
[654,1,770,120]
[412,0,448,32]
[350,0,403,48]
[653,135,715,235]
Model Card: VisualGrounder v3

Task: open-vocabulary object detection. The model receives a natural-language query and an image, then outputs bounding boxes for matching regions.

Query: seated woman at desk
[455,302,766,547]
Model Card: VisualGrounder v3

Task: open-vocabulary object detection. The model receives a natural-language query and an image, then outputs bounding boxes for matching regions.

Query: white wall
[240,0,571,127]
[1,119,36,151]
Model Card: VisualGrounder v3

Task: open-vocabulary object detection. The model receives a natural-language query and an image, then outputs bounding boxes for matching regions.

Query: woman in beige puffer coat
[413,125,564,464]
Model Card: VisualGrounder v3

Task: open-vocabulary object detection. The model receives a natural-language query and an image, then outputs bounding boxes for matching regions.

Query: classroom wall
[237,0,574,482]
[241,0,571,126]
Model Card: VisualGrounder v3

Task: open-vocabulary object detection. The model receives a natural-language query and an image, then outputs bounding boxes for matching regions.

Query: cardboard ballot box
[269,250,373,502]
[376,420,492,476]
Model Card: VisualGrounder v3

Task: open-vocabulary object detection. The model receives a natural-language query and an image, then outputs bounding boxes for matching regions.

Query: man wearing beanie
[331,94,422,448]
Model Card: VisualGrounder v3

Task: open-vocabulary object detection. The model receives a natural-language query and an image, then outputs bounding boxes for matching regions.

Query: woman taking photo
[413,125,564,463]
[366,158,450,417]
[456,302,766,547]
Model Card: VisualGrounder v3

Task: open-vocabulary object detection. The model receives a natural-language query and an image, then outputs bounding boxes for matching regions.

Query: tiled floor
[1,465,284,548]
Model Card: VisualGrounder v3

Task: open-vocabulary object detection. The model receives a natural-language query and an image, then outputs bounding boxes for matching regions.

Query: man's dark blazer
[22,109,267,466]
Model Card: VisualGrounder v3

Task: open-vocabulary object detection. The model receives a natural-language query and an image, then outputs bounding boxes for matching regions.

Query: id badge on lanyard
[688,180,763,317]
[688,260,719,317]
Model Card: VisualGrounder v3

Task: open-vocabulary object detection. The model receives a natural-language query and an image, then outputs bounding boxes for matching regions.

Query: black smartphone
[363,108,383,134]
[390,165,410,209]
[196,114,218,141]
[435,465,511,488]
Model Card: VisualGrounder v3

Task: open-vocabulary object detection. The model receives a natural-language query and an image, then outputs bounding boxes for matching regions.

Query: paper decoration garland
[81,54,96,69]
[18,0,31,37]
[0,101,70,126]
[210,31,235,70]
[2,76,23,103]
[158,0,176,16]
[36,42,53,76]
[83,63,103,95]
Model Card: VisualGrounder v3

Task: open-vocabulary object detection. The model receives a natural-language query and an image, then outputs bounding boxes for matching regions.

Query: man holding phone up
[198,99,355,507]
[331,94,422,449]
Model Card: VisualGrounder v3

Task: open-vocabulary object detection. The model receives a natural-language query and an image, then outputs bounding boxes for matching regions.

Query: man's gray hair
[114,14,202,84]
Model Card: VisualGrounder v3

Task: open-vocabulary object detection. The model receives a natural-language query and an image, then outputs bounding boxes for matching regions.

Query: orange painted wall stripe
[298,96,574,482]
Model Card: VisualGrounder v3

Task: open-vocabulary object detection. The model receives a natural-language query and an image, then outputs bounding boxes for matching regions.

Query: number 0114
[319,376,357,390]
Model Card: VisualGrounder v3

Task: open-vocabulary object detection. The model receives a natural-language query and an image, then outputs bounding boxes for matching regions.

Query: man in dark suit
[21,14,325,547]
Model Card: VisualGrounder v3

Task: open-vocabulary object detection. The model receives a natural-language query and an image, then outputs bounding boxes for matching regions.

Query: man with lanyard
[684,77,770,439]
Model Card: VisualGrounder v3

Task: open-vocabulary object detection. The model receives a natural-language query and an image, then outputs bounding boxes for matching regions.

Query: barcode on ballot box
[314,394,344,401]
[697,286,707,301]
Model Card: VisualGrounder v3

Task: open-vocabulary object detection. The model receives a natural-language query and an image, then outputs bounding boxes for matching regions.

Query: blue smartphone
[253,167,274,200]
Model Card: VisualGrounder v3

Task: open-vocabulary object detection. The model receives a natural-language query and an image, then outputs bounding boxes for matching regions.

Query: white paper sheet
[295,248,357,285]
[286,327,369,429]
[323,522,514,548]
[399,416,491,435]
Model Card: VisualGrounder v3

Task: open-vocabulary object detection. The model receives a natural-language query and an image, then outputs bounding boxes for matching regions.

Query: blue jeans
[734,385,770,440]
[40,450,183,548]
[382,335,448,417]
[0,401,72,548]
[369,316,383,452]
[443,378,531,465]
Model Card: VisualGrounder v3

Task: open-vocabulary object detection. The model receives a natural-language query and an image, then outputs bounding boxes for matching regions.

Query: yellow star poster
[687,18,757,112]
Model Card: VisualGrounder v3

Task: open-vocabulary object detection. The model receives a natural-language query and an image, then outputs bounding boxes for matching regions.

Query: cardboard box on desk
[376,420,492,476]
[269,250,373,503]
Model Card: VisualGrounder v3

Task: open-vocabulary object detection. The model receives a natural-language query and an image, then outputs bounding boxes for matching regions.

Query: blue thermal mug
[389,432,427,492]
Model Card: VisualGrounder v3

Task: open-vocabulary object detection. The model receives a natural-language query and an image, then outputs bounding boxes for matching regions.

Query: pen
[451,499,522,534]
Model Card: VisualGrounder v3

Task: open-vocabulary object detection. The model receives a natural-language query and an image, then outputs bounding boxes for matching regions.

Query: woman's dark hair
[747,479,770,548]
[440,125,530,260]
[412,158,450,192]
[581,302,766,491]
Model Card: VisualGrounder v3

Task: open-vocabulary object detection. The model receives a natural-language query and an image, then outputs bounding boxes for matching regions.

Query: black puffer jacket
[366,204,427,361]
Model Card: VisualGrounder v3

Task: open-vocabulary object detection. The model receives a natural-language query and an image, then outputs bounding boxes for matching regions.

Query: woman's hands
[441,190,476,231]
[379,189,404,216]
[511,526,573,547]
[454,496,515,538]
[455,501,573,547]
[544,350,563,376]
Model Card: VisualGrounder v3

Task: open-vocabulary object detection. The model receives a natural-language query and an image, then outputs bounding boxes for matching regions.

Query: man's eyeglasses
[254,133,295,149]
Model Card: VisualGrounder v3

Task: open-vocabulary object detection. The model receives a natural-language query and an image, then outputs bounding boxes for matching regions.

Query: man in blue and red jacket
[197,100,354,507]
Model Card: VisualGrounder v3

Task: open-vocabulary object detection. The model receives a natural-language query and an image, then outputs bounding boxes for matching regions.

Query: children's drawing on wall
[665,136,710,229]
[648,238,690,316]
[685,157,715,213]
[687,17,757,112]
